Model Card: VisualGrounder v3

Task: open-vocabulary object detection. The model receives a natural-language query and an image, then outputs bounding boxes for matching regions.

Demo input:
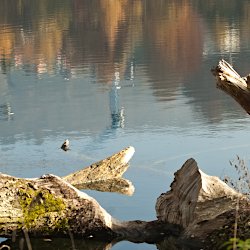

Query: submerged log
[211,59,250,114]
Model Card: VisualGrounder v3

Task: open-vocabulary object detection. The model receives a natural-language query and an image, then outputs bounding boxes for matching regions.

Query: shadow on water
[0,235,204,250]
[0,237,113,250]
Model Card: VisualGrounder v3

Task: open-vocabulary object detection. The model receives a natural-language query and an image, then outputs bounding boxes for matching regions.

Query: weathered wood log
[0,165,178,242]
[0,172,115,238]
[63,146,135,184]
[211,59,250,114]
[0,146,136,240]
[1,147,250,249]
[156,159,246,235]
[156,158,250,249]
[63,146,135,195]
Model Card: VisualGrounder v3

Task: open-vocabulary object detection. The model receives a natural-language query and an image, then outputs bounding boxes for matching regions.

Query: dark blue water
[1,0,250,249]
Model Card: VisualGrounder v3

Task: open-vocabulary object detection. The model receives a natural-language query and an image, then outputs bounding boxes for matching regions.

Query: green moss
[18,185,68,231]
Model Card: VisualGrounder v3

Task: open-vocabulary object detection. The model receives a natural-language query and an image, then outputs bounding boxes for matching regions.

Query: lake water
[1,0,250,249]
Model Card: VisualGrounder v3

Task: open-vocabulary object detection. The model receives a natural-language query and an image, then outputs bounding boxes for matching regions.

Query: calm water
[1,0,250,249]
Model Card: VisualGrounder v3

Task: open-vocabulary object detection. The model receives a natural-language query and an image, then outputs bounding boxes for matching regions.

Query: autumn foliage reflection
[143,1,203,99]
[66,0,142,83]
[0,0,249,86]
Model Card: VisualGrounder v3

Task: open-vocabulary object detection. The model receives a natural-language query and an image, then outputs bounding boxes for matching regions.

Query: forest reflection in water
[1,0,250,140]
[0,0,247,83]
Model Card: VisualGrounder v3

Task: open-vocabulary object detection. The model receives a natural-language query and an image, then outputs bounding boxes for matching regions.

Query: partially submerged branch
[63,146,135,184]
[211,59,250,114]
[0,147,136,238]
[63,146,135,195]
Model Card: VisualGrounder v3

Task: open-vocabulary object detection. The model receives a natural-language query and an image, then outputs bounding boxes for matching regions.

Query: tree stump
[156,158,248,242]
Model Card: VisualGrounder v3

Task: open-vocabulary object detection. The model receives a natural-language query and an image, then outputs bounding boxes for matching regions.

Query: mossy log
[211,59,250,114]
[0,146,137,239]
[1,147,250,249]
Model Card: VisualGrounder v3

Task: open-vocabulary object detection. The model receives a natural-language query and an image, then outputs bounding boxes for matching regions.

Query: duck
[61,139,70,151]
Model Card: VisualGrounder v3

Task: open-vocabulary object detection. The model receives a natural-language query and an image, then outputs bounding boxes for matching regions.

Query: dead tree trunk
[1,146,250,249]
[156,159,249,239]
[211,59,250,114]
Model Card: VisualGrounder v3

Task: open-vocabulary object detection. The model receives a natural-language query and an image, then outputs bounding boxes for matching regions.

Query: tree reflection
[1,0,250,124]
[0,0,249,81]
[0,103,14,121]
[143,0,203,100]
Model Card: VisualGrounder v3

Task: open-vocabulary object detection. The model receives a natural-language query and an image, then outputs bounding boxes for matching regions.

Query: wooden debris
[63,146,135,195]
[211,59,250,114]
[0,145,250,249]
[0,147,136,238]
[156,158,248,239]
[63,146,135,184]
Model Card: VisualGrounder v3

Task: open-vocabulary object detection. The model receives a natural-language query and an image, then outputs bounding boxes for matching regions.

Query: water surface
[1,0,250,249]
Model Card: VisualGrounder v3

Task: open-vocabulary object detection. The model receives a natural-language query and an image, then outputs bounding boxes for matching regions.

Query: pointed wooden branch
[63,146,134,184]
[63,146,135,195]
[211,59,250,114]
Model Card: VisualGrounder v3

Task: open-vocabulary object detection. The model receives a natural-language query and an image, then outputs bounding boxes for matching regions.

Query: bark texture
[63,146,135,195]
[211,59,250,114]
[0,173,114,239]
[156,158,248,240]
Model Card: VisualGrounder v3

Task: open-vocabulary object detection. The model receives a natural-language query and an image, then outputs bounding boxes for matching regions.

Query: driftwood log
[0,146,136,239]
[212,59,250,114]
[1,143,250,249]
[62,146,135,196]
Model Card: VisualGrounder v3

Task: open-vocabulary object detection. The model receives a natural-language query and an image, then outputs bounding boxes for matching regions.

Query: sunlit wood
[212,59,250,114]
[0,153,250,249]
